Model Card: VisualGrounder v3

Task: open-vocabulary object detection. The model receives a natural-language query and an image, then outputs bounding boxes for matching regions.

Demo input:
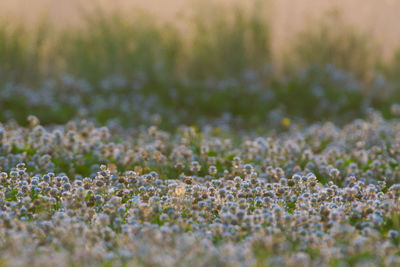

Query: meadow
[1,0,400,266]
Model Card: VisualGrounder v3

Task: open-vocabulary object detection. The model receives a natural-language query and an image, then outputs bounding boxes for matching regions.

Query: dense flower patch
[0,113,400,266]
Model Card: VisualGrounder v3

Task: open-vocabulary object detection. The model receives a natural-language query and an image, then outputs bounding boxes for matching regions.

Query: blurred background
[0,0,400,129]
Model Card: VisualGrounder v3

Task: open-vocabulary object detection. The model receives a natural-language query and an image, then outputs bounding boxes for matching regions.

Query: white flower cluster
[0,112,400,266]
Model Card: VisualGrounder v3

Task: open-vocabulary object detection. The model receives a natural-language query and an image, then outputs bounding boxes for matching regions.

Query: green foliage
[187,0,271,79]
[0,20,50,84]
[58,9,182,85]
[0,2,400,127]
[385,48,400,99]
[288,9,380,84]
[275,64,366,123]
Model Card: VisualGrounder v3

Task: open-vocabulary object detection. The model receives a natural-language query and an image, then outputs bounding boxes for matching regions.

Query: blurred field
[0,0,400,129]
[1,0,400,58]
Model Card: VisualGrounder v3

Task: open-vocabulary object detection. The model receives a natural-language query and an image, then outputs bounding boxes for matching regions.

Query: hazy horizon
[1,0,399,58]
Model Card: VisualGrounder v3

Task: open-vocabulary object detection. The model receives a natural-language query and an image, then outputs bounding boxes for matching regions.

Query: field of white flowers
[1,112,400,266]
[1,1,400,266]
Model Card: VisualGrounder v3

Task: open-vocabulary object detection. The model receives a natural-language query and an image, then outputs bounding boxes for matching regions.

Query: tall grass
[277,9,390,122]
[286,9,380,84]
[187,0,271,80]
[0,20,50,84]
[58,10,182,85]
[0,2,398,127]
[386,48,400,89]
